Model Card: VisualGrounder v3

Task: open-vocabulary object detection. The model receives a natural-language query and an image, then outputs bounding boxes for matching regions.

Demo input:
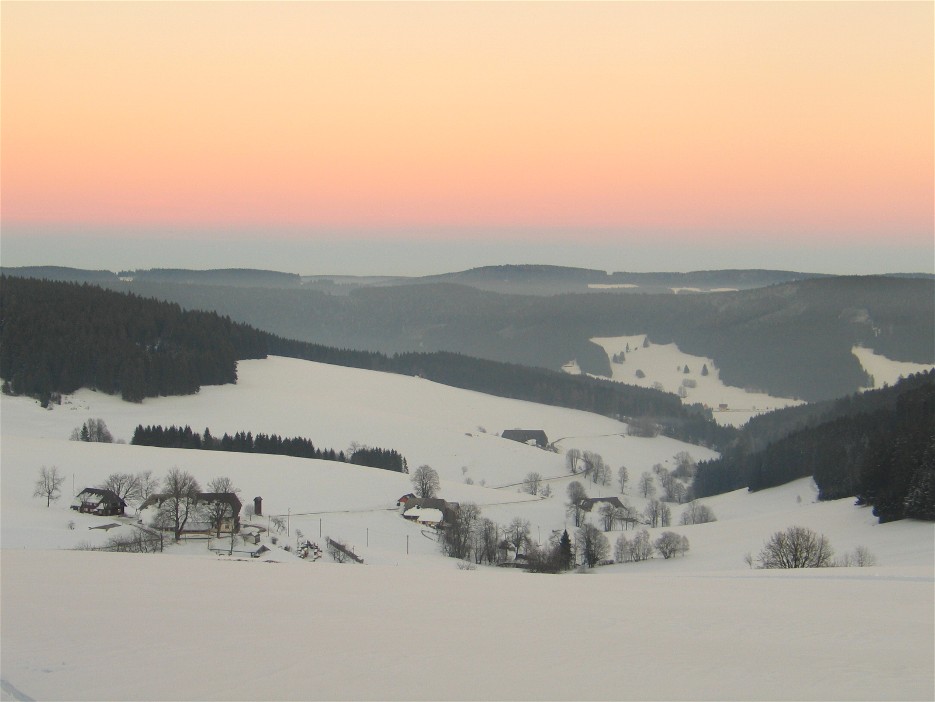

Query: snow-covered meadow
[567,335,935,427]
[2,356,933,700]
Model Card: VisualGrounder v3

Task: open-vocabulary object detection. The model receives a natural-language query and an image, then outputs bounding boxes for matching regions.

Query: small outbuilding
[396,493,417,509]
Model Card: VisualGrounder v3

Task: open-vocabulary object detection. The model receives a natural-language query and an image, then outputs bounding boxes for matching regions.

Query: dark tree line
[0,276,267,404]
[130,424,408,473]
[694,371,935,523]
[349,447,408,473]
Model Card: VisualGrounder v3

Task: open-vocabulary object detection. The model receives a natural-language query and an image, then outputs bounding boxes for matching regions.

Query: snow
[670,287,739,293]
[852,345,935,389]
[2,355,933,700]
[589,335,803,426]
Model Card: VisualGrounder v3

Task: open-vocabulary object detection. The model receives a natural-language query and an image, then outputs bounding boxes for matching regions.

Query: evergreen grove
[131,424,408,473]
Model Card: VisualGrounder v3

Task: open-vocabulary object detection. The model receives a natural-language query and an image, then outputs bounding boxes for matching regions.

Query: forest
[131,424,408,473]
[693,371,935,522]
[0,276,268,404]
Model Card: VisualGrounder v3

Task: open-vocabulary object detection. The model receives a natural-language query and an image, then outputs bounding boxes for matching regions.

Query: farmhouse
[578,496,639,529]
[139,492,242,534]
[501,429,549,448]
[70,488,126,517]
[401,497,459,527]
[579,496,625,512]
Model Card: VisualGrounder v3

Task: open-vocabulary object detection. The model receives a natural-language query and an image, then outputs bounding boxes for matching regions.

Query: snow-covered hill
[1,356,932,700]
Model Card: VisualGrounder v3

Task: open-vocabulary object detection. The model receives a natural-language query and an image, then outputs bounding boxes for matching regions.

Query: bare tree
[206,476,240,538]
[680,501,717,525]
[523,472,542,495]
[666,479,687,504]
[629,529,654,562]
[757,526,834,568]
[672,451,697,479]
[566,481,588,527]
[565,448,582,474]
[582,451,608,485]
[158,468,203,542]
[614,505,634,531]
[70,418,113,443]
[614,534,630,563]
[598,502,617,531]
[34,465,65,507]
[137,470,160,503]
[638,472,656,499]
[838,545,877,567]
[473,517,500,565]
[505,517,531,558]
[100,472,142,504]
[576,523,610,567]
[655,531,689,559]
[617,465,629,494]
[411,465,440,499]
[442,502,480,560]
[853,545,877,567]
[644,499,665,528]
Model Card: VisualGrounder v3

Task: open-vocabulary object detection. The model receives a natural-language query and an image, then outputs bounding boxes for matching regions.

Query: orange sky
[2,1,932,250]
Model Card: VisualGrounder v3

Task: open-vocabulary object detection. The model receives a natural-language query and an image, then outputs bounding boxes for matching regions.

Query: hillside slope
[1,355,932,701]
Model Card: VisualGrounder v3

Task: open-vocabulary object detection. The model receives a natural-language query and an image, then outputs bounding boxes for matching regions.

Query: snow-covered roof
[404,507,444,524]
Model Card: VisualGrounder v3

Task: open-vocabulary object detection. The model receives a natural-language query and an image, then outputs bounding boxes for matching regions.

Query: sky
[2,1,932,276]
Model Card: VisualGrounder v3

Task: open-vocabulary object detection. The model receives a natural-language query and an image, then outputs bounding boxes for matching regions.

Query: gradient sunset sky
[2,1,932,275]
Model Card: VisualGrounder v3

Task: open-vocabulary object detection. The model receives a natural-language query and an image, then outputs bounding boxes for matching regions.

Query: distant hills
[3,265,933,402]
[0,275,725,449]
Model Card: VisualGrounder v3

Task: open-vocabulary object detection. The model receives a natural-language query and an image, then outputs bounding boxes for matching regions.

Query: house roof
[579,496,625,511]
[198,493,243,513]
[140,492,242,514]
[75,487,127,507]
[501,429,549,446]
[403,507,444,524]
[401,498,459,524]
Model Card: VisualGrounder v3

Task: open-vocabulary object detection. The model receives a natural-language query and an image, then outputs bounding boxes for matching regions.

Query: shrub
[757,526,834,568]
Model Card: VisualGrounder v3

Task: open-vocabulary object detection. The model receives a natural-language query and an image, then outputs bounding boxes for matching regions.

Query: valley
[2,354,932,700]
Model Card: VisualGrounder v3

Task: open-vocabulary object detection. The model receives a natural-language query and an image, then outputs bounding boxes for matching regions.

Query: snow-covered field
[2,356,933,700]
[571,335,803,426]
[569,335,935,427]
[851,345,935,389]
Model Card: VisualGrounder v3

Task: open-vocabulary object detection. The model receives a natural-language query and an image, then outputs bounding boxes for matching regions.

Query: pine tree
[559,529,574,570]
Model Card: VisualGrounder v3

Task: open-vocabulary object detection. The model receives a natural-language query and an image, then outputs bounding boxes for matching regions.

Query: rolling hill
[1,354,932,700]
